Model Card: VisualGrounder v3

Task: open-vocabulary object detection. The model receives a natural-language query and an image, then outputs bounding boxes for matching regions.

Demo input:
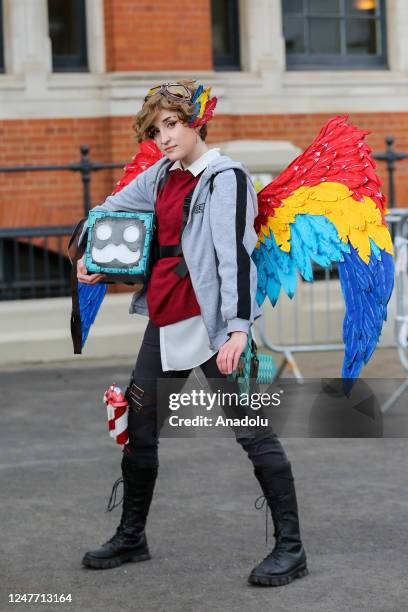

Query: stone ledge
[215,139,301,173]
[0,292,147,366]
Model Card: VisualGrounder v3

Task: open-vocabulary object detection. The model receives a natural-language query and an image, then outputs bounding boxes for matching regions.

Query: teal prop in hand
[85,210,156,284]
[257,353,278,384]
[227,332,277,398]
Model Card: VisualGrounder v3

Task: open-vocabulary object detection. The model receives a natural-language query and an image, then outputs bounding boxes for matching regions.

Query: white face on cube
[91,220,142,265]
[123,225,140,242]
[95,223,112,241]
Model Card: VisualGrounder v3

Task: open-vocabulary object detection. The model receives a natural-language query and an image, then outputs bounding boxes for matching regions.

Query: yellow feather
[325,211,350,243]
[368,223,394,253]
[264,182,393,263]
[197,88,210,118]
[348,227,372,263]
[307,182,352,202]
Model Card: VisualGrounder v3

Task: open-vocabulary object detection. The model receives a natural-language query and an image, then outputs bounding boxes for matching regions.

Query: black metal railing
[0,136,407,301]
[0,146,127,300]
[0,145,125,216]
[373,136,408,209]
[0,226,74,300]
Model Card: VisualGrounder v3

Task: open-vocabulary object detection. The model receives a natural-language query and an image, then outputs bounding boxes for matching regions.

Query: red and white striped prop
[103,384,129,445]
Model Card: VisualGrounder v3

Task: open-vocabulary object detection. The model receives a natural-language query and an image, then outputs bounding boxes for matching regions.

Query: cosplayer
[71,80,394,587]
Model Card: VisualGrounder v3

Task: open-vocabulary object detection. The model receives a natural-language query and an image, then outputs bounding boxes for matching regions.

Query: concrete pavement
[1,348,408,612]
[0,286,398,366]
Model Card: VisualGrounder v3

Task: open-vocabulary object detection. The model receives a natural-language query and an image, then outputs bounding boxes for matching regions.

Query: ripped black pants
[124,320,291,477]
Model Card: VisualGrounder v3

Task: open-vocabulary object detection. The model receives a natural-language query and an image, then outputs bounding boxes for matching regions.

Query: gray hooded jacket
[87,154,262,351]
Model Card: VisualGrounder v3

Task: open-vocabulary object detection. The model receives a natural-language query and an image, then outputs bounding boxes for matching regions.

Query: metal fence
[382,209,408,412]
[256,266,343,381]
[0,226,74,300]
[0,136,407,305]
[256,212,408,394]
[0,146,126,300]
[0,145,125,217]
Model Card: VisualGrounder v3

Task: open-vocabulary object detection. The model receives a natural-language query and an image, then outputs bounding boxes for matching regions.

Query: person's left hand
[216,331,247,375]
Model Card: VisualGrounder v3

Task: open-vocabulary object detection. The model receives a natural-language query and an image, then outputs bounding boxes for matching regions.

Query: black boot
[82,455,158,570]
[248,464,308,586]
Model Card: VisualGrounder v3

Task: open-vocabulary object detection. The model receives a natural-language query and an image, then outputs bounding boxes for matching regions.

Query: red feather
[256,116,386,233]
[190,97,218,128]
[111,140,163,195]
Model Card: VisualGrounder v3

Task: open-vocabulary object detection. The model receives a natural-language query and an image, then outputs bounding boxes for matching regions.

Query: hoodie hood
[156,152,252,185]
[153,152,252,185]
[197,153,258,217]
[201,154,253,184]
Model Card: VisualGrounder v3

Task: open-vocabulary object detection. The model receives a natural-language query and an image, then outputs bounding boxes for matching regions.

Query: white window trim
[84,0,106,74]
[235,0,408,113]
[1,0,105,78]
[279,0,407,77]
[0,0,407,119]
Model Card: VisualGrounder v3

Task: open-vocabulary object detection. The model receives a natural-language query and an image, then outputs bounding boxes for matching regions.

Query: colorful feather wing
[253,116,394,379]
[77,140,163,351]
[111,140,163,194]
[77,282,108,348]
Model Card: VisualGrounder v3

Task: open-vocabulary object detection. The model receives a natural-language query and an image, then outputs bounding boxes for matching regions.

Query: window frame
[0,0,4,73]
[211,0,241,71]
[283,0,388,70]
[48,0,89,72]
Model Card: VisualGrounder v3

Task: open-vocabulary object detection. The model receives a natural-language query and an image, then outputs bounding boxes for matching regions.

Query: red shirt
[147,168,202,326]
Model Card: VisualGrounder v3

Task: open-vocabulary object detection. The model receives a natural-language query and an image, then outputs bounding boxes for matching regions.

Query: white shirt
[159,148,221,371]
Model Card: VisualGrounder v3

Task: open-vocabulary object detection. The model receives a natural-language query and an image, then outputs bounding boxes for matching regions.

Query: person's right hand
[77,257,106,284]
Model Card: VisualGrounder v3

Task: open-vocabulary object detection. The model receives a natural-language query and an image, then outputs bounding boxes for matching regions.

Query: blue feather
[338,246,394,379]
[254,214,394,381]
[191,85,204,103]
[78,282,108,347]
[254,215,350,303]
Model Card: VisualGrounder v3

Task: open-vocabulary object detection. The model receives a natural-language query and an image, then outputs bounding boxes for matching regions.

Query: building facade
[0,0,407,230]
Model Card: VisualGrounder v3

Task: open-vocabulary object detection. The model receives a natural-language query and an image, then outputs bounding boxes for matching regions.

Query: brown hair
[133,79,207,143]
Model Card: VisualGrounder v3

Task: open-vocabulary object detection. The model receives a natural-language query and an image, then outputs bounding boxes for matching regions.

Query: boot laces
[255,497,286,562]
[255,494,285,547]
[105,477,124,513]
[254,495,269,545]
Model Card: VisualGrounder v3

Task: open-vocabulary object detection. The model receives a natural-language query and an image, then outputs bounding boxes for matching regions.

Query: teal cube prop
[84,210,155,283]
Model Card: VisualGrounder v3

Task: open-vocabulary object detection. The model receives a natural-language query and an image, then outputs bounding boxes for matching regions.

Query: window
[211,0,241,70]
[0,0,4,73]
[48,0,88,72]
[282,0,387,69]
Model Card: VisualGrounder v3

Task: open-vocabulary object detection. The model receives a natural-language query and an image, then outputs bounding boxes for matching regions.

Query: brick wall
[0,116,138,228]
[209,112,408,208]
[103,0,213,71]
[0,111,407,231]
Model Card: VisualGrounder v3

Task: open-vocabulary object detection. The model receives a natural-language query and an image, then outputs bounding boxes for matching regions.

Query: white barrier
[255,209,408,388]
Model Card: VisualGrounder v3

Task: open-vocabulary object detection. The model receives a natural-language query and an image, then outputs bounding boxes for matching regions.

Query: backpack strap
[68,218,88,354]
[156,172,170,200]
[174,185,196,277]
[152,181,195,278]
[159,168,249,277]
[209,168,247,194]
[149,171,170,269]
[209,171,221,195]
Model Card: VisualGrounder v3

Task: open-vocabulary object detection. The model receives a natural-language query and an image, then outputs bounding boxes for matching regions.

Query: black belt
[157,244,188,277]
[153,185,195,278]
[158,245,183,258]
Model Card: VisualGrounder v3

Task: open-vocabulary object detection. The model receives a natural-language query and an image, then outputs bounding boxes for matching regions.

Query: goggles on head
[144,83,193,103]
[144,81,218,129]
